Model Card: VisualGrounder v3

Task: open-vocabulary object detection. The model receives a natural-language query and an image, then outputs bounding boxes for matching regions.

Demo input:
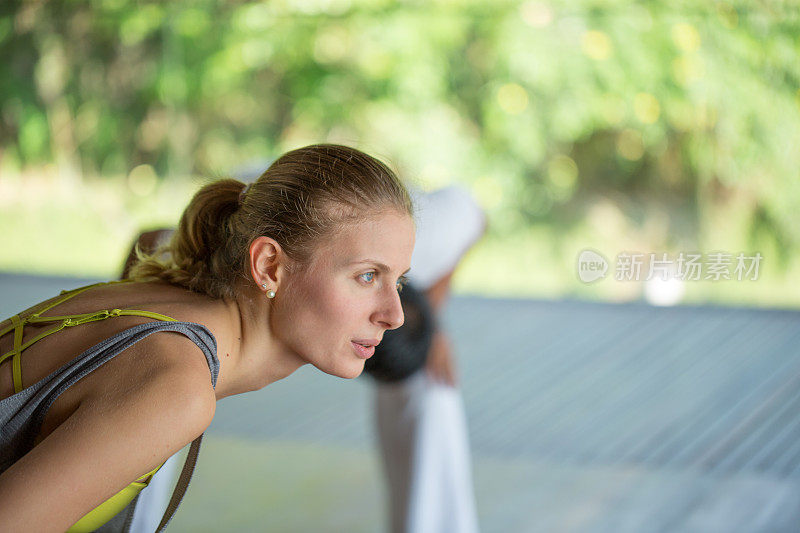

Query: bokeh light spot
[241,39,274,68]
[667,101,696,131]
[234,3,272,31]
[617,129,644,161]
[671,23,701,52]
[520,2,553,28]
[35,39,67,102]
[19,111,49,160]
[547,154,578,191]
[419,162,449,189]
[671,55,705,85]
[128,164,158,196]
[634,92,660,124]
[314,25,350,64]
[497,83,529,115]
[695,103,718,130]
[75,103,100,144]
[582,30,612,60]
[473,176,504,210]
[600,94,625,125]
[175,9,210,37]
[119,6,163,46]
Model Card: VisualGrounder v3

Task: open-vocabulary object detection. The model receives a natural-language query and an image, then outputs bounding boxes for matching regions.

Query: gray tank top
[0,320,219,475]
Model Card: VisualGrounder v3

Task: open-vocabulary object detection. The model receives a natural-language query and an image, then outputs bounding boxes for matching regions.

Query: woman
[0,144,415,532]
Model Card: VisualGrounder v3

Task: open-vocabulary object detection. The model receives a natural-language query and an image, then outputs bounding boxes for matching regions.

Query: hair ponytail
[130,179,248,299]
[129,144,413,300]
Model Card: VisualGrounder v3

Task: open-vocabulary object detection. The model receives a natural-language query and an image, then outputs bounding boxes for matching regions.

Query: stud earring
[266,289,276,299]
[261,283,268,289]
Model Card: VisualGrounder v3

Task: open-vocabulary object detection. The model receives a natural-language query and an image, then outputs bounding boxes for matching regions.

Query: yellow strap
[0,280,135,338]
[0,309,179,367]
[12,353,22,393]
[32,280,134,318]
[29,283,107,318]
[135,463,163,484]
[0,348,15,366]
[66,461,165,533]
[116,309,178,322]
[11,315,23,393]
[0,280,178,392]
[0,315,20,339]
[25,308,177,326]
[0,321,71,366]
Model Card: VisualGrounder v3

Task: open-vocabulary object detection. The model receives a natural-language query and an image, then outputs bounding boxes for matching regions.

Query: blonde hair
[130,144,413,299]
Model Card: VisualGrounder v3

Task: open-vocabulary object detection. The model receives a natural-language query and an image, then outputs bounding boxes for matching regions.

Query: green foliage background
[1,0,799,305]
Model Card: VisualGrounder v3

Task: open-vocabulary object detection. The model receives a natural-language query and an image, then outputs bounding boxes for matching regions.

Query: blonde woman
[0,144,415,532]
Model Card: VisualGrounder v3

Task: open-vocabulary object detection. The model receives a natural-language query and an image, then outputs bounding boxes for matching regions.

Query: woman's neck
[210,291,306,400]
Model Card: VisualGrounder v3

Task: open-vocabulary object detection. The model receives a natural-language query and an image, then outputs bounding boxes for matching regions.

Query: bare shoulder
[115,330,218,435]
[69,330,218,470]
[0,333,216,532]
[70,327,218,447]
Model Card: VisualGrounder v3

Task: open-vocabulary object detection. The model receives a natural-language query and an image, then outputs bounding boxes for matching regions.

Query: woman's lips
[351,340,377,359]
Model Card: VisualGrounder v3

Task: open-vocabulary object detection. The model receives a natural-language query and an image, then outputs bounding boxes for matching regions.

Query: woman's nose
[374,286,404,330]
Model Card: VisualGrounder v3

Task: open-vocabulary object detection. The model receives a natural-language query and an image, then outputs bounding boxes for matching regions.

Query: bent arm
[424,272,458,386]
[0,353,215,532]
[422,210,486,386]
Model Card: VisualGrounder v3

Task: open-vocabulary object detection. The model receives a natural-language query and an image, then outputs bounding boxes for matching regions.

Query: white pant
[375,371,479,533]
[127,452,182,533]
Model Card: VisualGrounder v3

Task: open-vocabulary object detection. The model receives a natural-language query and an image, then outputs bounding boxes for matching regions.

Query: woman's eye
[359,272,375,283]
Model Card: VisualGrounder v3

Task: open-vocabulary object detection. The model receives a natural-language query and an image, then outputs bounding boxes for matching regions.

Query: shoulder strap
[120,434,204,533]
[156,434,204,532]
[33,280,133,319]
[0,280,135,340]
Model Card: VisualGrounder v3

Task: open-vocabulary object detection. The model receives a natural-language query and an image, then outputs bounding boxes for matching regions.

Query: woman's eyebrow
[351,259,411,275]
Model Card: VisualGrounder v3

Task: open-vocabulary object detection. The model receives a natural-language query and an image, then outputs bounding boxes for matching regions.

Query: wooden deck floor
[2,273,799,532]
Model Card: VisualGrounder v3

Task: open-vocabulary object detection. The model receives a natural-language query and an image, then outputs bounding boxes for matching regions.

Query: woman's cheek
[323,279,362,314]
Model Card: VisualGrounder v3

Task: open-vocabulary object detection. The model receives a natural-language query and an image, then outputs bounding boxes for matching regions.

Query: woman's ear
[249,236,288,289]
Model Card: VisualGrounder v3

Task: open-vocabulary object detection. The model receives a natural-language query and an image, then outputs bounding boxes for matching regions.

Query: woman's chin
[307,349,367,379]
[328,360,366,380]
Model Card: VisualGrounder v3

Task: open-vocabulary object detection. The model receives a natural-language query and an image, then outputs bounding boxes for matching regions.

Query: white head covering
[407,186,485,290]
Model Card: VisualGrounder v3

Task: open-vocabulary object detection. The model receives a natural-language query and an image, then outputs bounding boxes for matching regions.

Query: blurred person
[0,144,415,532]
[367,186,484,533]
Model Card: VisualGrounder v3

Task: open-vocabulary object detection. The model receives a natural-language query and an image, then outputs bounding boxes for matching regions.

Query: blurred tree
[1,0,798,266]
